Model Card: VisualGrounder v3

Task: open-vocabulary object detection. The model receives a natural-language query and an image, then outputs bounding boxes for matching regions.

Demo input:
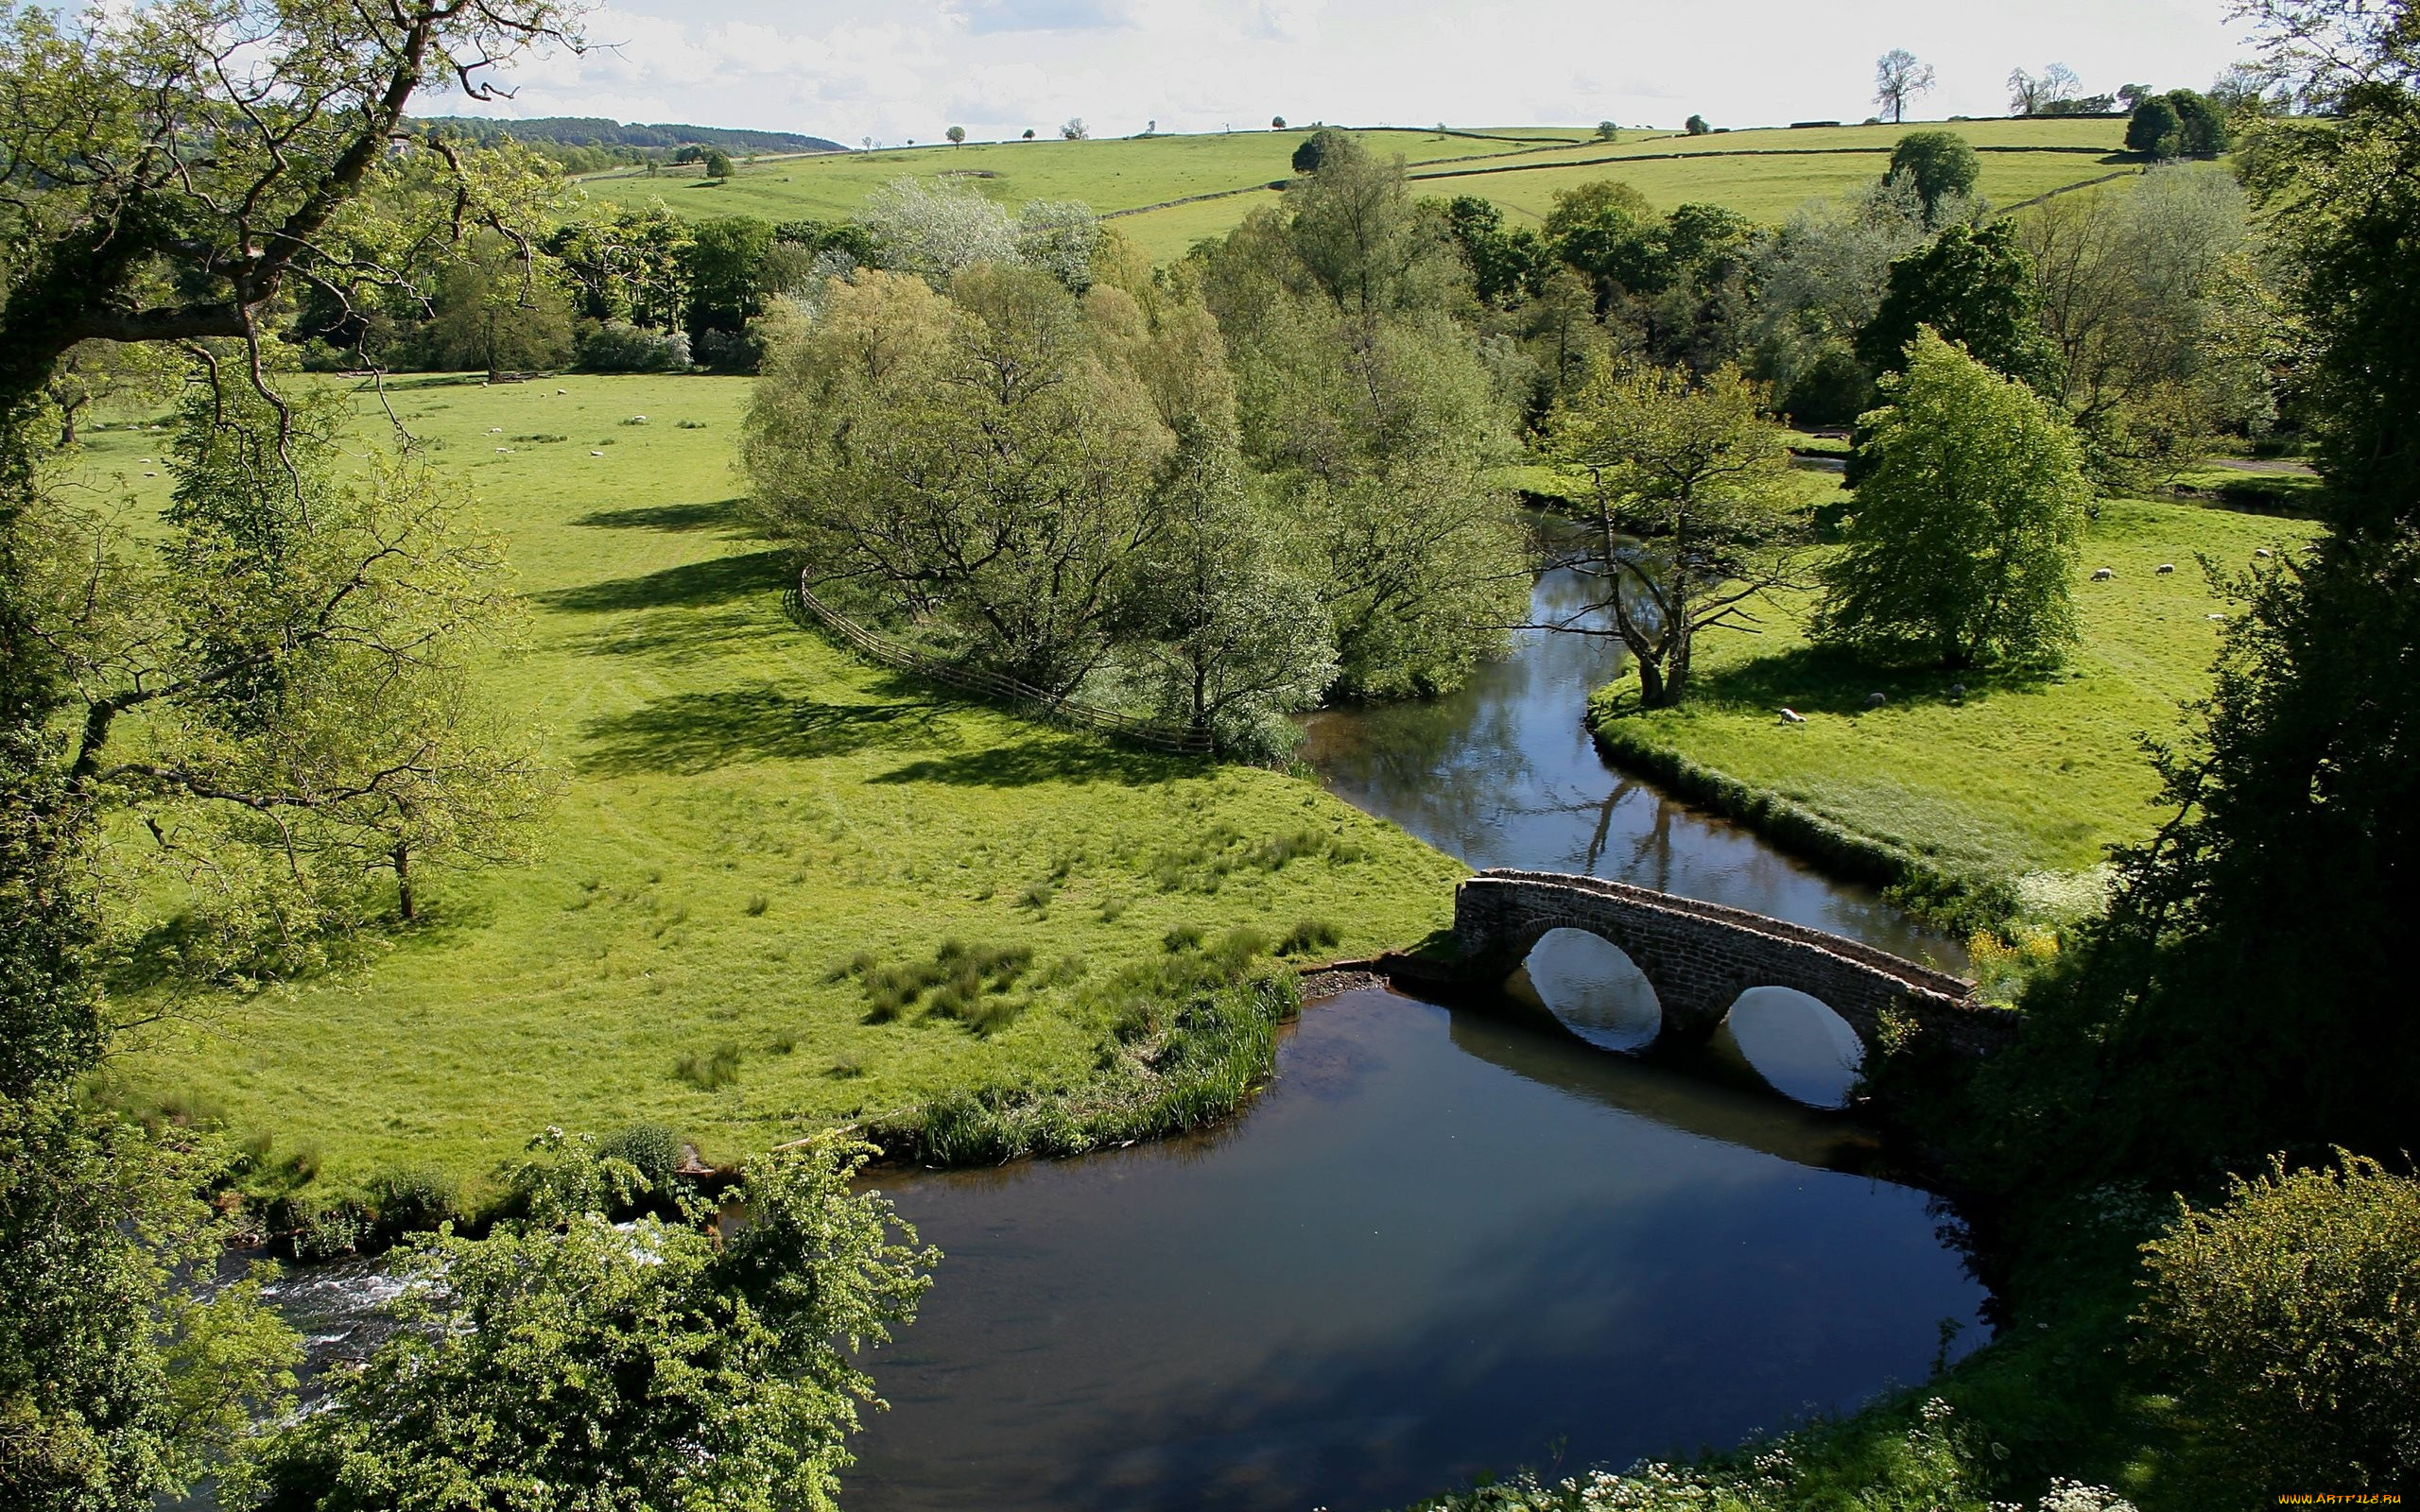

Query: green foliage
[1546,363,1805,706]
[32,382,557,972]
[419,232,576,376]
[1858,221,2055,387]
[2138,1153,2420,1489]
[673,1043,743,1090]
[1817,331,2089,668]
[2160,89,2229,157]
[242,1135,935,1512]
[365,1164,459,1243]
[2123,96,2181,157]
[1887,130,1979,216]
[1961,10,2420,1188]
[0,1093,301,1509]
[679,215,775,342]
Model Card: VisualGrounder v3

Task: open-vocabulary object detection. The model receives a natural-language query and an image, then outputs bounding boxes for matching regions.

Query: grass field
[578,116,2133,260]
[1587,491,2319,913]
[76,374,1461,1196]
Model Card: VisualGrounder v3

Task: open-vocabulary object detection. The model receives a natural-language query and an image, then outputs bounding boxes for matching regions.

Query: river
[244,548,1987,1512]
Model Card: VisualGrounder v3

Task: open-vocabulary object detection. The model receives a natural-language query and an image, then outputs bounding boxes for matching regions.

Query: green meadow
[579,116,2132,259]
[79,374,1461,1195]
[1588,490,2319,911]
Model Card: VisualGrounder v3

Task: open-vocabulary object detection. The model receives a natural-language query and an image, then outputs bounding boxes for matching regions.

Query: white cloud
[436,0,2252,146]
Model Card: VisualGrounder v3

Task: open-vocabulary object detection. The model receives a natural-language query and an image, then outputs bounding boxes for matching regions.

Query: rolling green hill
[576,117,2133,259]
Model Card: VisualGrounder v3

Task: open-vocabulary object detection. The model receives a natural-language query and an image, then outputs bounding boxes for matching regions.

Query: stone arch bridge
[1452,869,2014,1056]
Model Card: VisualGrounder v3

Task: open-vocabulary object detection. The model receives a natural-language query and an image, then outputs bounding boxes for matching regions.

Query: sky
[446,0,2255,145]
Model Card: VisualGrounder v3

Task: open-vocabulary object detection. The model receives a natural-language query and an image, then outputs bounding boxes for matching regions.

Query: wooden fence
[785,574,1215,755]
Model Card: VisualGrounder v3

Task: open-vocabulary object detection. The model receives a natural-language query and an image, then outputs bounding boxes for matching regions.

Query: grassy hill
[78,375,1460,1194]
[577,117,2133,259]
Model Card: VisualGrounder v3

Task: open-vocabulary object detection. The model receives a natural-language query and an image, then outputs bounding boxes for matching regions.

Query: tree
[1685,113,1712,135]
[946,125,967,146]
[1875,49,1937,124]
[1022,127,1036,140]
[35,385,554,957]
[2165,87,2232,155]
[2008,62,2082,115]
[701,147,733,179]
[744,267,1181,693]
[42,341,181,448]
[1291,128,1347,175]
[0,3,572,1503]
[1815,330,2089,668]
[1858,220,2055,387]
[1544,364,1806,707]
[1270,115,1287,129]
[547,205,695,330]
[1126,430,1336,757]
[244,1135,936,1512]
[1545,179,1662,307]
[1596,120,1620,140]
[2125,94,2183,156]
[1061,117,1088,140]
[1748,173,1936,422]
[420,233,576,377]
[1961,0,2420,1186]
[1887,129,1979,217]
[2118,82,2153,112]
[1442,196,1551,306]
[680,215,776,342]
[2014,163,2261,482]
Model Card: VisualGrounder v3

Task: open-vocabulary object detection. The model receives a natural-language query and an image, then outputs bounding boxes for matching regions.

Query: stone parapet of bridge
[1453,869,2014,1056]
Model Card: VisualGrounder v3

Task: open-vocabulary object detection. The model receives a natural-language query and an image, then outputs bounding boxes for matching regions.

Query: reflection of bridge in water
[1453,869,2014,1058]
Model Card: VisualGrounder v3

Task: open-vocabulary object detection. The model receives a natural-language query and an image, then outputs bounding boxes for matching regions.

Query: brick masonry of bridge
[1451,869,2016,1057]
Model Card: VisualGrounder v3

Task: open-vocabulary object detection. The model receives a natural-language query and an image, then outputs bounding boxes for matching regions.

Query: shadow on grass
[538,550,787,614]
[579,687,955,775]
[870,739,1189,789]
[569,498,747,533]
[1658,643,2064,719]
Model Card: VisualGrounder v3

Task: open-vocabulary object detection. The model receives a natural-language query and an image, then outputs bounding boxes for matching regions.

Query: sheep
[2091,567,2117,581]
[2156,562,2176,574]
[1865,692,1887,708]
[1779,708,1807,724]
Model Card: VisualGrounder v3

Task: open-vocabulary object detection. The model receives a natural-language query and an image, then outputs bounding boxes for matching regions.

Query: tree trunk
[1634,656,1670,708]
[393,843,415,922]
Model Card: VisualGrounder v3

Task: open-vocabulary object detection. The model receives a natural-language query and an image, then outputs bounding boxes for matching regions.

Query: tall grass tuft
[673,1043,742,1090]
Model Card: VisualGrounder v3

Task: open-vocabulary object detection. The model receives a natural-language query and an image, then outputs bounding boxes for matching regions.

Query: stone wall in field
[1453,869,2014,1056]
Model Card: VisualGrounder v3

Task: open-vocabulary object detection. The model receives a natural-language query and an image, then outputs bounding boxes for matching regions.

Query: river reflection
[842,988,1983,1512]
[1299,526,1962,971]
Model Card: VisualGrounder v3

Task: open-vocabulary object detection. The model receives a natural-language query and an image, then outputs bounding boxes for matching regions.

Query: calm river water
[245,548,1986,1512]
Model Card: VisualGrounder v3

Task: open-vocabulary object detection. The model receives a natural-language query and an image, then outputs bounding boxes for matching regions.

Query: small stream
[232,541,1986,1511]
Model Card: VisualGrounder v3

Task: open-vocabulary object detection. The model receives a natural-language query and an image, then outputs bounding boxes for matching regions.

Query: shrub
[283,1194,373,1262]
[367,1164,459,1242]
[743,894,769,917]
[577,321,691,373]
[596,1123,684,1190]
[1163,922,1206,953]
[2137,1151,2420,1488]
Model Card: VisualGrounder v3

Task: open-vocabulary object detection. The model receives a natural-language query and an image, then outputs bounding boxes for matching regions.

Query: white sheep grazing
[591,450,605,456]
[2092,567,2116,581]
[2255,547,2274,558]
[1779,708,1807,724]
[1865,692,1887,707]
[2156,562,2176,574]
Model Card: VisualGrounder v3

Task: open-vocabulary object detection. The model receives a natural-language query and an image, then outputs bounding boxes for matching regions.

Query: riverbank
[1583,495,2320,936]
[82,373,1461,1210]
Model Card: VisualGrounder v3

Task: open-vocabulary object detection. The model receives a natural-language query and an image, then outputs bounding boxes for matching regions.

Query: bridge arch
[1513,927,1663,1052]
[1453,869,2011,1058]
[1715,986,1865,1108]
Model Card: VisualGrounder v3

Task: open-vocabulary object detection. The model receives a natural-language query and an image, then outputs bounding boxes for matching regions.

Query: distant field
[82,374,1461,1194]
[579,117,2134,259]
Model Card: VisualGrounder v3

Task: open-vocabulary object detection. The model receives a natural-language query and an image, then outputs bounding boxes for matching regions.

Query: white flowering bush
[1402,1401,2130,1512]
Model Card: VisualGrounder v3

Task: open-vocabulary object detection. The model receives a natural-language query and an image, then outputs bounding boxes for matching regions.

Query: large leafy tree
[1886,130,1979,219]
[243,1135,937,1512]
[0,5,574,1505]
[1543,363,1806,707]
[1857,220,2056,387]
[1815,329,2089,669]
[745,266,1182,694]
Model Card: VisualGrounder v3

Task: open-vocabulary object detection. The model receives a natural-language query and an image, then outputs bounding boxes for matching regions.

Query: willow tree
[1543,362,1805,707]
